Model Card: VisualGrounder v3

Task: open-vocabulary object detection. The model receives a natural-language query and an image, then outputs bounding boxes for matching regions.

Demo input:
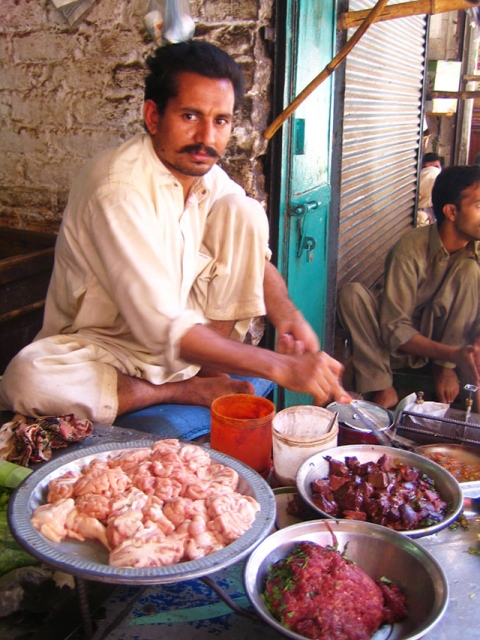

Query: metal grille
[336,1,427,289]
[396,410,480,448]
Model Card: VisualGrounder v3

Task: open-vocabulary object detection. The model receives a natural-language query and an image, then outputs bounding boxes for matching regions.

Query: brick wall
[0,0,273,233]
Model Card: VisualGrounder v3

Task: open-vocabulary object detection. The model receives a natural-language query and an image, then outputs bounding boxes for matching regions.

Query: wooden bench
[0,228,56,374]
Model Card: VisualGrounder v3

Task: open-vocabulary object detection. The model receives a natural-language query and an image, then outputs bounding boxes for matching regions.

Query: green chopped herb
[467,547,480,556]
[449,512,469,531]
[418,516,438,528]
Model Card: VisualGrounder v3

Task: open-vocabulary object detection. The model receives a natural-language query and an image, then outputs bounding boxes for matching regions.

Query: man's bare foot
[432,364,459,404]
[117,372,255,416]
[197,367,230,379]
[371,386,398,409]
[165,375,255,406]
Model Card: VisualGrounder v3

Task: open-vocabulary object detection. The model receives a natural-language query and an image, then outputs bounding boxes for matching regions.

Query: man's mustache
[179,144,219,159]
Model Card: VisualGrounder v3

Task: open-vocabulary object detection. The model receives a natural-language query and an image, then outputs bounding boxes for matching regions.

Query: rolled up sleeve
[380,248,421,353]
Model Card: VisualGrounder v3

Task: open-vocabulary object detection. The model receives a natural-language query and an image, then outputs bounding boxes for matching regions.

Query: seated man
[417,152,442,227]
[337,165,480,409]
[0,41,350,425]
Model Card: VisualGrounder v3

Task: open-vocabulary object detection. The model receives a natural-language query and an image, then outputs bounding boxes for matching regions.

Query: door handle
[289,200,320,218]
[289,200,320,260]
[297,235,316,261]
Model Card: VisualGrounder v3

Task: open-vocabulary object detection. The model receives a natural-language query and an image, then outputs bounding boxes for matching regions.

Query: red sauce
[423,452,480,482]
[210,395,274,473]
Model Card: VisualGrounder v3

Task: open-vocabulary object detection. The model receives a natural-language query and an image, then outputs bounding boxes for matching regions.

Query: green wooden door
[277,0,335,408]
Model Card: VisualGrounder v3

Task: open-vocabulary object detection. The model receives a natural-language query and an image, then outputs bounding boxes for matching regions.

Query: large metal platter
[296,444,463,538]
[8,440,276,585]
[244,519,448,640]
[417,480,480,639]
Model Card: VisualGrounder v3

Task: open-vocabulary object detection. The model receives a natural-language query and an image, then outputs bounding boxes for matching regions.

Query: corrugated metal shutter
[336,1,427,289]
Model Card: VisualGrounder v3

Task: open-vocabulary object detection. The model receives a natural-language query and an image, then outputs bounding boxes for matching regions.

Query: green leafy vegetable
[0,488,39,576]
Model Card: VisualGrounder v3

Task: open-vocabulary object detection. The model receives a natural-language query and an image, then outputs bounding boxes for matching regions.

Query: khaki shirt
[380,223,480,353]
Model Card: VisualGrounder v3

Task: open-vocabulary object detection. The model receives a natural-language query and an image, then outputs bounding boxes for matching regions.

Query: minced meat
[263,541,407,640]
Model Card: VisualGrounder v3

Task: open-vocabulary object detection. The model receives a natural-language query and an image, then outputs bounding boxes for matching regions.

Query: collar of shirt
[428,223,449,264]
[473,241,480,261]
[428,221,480,263]
[142,134,211,205]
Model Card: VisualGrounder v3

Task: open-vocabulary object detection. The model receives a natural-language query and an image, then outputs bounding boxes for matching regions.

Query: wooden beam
[338,0,479,31]
[263,0,390,140]
[428,90,480,99]
[264,0,480,140]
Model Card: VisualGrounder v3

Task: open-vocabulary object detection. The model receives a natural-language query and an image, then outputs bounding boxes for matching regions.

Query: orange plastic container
[210,394,275,474]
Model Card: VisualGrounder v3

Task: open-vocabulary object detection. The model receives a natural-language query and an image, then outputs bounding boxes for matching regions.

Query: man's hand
[472,336,480,378]
[432,364,461,404]
[275,310,320,355]
[432,341,480,404]
[263,261,320,354]
[277,350,351,406]
[180,322,351,408]
[454,343,480,387]
[401,334,480,390]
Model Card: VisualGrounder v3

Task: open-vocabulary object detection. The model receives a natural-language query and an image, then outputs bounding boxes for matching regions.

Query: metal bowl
[327,400,394,446]
[244,519,448,640]
[8,440,276,585]
[415,443,480,483]
[296,444,463,538]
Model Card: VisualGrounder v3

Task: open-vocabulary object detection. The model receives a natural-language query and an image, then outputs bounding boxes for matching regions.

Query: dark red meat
[263,541,407,640]
[311,456,447,531]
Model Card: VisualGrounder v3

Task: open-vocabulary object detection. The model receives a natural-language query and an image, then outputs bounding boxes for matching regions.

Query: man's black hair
[422,152,441,167]
[432,165,480,223]
[144,41,245,114]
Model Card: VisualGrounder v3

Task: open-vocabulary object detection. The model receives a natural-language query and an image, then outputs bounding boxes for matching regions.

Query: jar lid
[326,401,392,433]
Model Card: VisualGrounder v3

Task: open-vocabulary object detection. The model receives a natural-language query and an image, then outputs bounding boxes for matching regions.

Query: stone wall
[0,0,273,233]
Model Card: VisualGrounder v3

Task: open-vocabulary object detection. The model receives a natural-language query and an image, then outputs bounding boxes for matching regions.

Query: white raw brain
[31,439,260,568]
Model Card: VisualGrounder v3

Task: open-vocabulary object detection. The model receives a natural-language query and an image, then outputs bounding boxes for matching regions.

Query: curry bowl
[244,519,448,640]
[295,444,463,538]
[415,443,480,483]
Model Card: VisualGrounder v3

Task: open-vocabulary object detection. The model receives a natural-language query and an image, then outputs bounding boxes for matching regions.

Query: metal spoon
[350,401,412,450]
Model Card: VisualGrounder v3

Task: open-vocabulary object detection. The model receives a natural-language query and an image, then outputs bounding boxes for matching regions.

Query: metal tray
[415,443,480,463]
[415,444,480,482]
[244,483,480,640]
[395,410,480,448]
[8,440,276,585]
[417,480,480,639]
